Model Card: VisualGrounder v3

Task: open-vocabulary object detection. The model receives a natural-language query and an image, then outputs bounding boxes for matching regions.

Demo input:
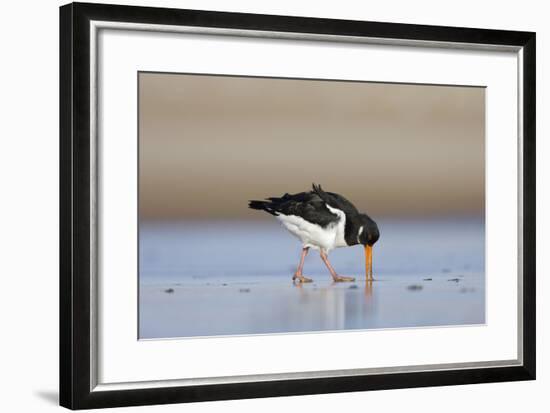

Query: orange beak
[365,245,373,280]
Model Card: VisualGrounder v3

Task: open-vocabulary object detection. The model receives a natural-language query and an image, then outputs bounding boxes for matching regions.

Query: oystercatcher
[249,184,379,283]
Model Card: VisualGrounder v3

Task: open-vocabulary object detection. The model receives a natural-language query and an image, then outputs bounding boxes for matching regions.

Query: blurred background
[139,73,485,220]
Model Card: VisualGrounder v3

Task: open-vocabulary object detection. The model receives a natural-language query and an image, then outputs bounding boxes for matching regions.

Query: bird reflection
[365,280,373,298]
[286,279,378,330]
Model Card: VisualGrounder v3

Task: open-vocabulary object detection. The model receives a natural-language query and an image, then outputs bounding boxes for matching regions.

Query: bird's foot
[293,273,313,283]
[332,275,355,282]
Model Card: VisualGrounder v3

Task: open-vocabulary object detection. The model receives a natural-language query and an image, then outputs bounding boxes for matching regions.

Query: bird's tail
[248,200,278,216]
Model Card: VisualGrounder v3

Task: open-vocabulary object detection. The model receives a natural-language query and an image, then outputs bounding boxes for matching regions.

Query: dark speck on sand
[407,285,423,291]
[448,278,461,283]
[164,288,175,294]
[423,278,433,281]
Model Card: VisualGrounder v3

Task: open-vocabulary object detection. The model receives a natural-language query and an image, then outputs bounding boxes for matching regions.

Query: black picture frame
[60,2,536,410]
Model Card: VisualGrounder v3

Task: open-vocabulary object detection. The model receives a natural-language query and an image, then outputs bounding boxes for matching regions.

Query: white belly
[276,205,347,252]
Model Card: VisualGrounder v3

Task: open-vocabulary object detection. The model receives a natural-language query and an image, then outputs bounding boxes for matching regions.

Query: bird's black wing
[311,184,359,216]
[249,191,339,227]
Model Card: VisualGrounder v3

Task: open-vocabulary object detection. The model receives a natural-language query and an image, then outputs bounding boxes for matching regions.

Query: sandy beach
[139,273,484,339]
[139,218,485,339]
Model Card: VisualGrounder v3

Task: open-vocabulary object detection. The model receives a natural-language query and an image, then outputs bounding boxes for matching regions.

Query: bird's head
[356,214,379,280]
[357,214,379,247]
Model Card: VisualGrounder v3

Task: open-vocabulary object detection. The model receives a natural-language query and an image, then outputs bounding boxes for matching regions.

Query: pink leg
[320,250,355,282]
[292,247,313,283]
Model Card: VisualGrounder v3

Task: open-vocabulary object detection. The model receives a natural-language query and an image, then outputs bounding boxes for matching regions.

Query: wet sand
[139,273,484,339]
[139,218,485,339]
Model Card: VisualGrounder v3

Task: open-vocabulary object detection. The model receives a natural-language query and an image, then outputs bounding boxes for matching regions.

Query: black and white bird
[249,184,379,283]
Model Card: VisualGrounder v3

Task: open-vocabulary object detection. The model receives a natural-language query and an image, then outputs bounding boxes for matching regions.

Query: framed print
[59,2,536,410]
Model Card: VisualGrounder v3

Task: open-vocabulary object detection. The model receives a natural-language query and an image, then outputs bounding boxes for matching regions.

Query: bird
[249,184,379,283]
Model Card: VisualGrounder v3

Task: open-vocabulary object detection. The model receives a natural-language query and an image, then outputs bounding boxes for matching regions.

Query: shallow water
[139,218,485,338]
